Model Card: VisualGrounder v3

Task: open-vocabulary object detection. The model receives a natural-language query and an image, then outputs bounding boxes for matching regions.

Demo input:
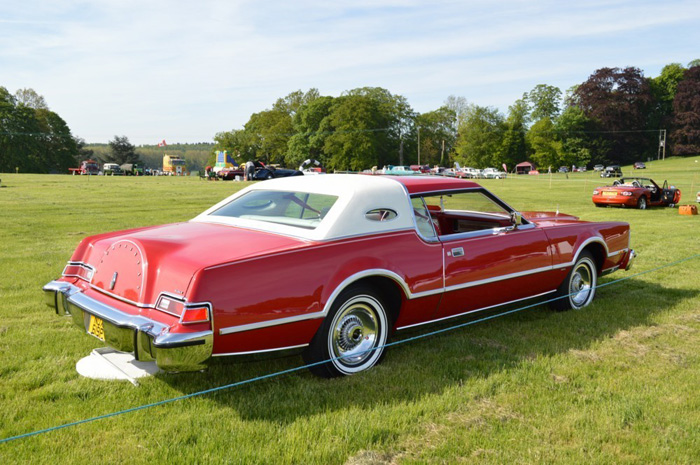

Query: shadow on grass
[158,279,697,423]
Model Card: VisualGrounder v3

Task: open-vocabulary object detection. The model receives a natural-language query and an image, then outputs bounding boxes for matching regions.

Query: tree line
[213,61,700,171]
[2,60,699,174]
[0,87,82,173]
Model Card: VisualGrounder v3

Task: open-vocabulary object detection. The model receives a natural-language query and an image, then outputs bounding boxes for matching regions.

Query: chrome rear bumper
[43,281,212,372]
[621,249,636,271]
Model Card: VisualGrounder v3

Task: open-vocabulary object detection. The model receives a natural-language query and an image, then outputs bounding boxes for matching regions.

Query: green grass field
[1,158,699,464]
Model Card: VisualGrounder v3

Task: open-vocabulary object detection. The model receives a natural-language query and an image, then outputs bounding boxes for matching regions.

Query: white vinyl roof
[191,174,417,241]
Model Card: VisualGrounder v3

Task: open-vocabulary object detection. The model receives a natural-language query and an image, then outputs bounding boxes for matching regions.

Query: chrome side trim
[396,289,557,330]
[607,248,628,258]
[443,265,557,293]
[212,343,309,357]
[219,312,324,335]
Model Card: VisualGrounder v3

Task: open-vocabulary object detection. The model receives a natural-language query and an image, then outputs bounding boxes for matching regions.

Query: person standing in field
[245,160,255,181]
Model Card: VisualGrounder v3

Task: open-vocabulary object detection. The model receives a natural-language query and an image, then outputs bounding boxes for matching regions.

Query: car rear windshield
[210,190,338,230]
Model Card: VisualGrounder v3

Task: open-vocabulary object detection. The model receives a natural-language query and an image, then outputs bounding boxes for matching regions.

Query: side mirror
[510,211,523,229]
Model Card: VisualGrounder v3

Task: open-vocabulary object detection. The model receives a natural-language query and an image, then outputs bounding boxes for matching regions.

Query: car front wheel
[551,252,597,311]
[304,285,389,377]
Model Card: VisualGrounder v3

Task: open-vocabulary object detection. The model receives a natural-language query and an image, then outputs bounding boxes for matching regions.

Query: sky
[2,0,699,145]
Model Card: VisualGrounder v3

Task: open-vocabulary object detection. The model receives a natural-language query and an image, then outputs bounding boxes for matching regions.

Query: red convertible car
[592,177,681,209]
[44,175,635,377]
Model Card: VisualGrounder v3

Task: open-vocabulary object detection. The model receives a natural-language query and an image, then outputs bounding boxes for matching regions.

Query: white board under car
[76,347,160,386]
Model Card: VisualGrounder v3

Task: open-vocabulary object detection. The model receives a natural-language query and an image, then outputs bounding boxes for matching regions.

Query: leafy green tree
[454,105,505,167]
[555,105,598,167]
[287,96,335,168]
[671,65,700,156]
[444,95,470,129]
[414,106,457,167]
[343,87,416,167]
[1,86,77,173]
[499,98,530,170]
[273,88,320,117]
[14,88,49,110]
[650,63,686,130]
[108,135,141,164]
[527,84,562,121]
[526,118,561,169]
[321,95,389,171]
[37,109,78,172]
[244,109,293,164]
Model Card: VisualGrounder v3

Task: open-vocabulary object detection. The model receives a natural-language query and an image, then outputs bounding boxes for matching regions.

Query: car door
[416,190,558,320]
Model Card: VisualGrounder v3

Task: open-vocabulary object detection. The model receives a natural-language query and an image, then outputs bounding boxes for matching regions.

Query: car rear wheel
[637,196,647,210]
[303,285,389,378]
[550,251,597,311]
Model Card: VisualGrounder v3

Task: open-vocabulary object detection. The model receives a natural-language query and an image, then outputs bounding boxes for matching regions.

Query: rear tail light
[62,262,95,282]
[592,190,599,195]
[156,295,211,324]
[156,296,185,316]
[180,306,210,324]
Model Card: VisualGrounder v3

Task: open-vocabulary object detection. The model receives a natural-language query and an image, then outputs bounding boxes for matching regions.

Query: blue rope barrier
[1,253,698,445]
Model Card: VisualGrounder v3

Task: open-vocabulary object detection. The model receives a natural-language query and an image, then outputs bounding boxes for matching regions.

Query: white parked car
[482,168,507,179]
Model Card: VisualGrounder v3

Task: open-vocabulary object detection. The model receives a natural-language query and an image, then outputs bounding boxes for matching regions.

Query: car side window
[419,191,513,238]
[411,197,437,239]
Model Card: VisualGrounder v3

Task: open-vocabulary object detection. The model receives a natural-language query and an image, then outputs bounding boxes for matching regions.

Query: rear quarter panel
[188,230,444,354]
[541,221,630,272]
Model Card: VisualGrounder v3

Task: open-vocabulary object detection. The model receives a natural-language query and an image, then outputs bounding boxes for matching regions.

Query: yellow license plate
[602,191,617,196]
[88,315,105,341]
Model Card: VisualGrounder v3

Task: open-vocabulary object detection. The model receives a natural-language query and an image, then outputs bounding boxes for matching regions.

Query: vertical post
[658,129,666,160]
[440,140,445,166]
[399,137,404,166]
[662,129,666,160]
[417,126,421,165]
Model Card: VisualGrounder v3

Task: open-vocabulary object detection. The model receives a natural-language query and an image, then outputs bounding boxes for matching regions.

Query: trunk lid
[85,222,308,305]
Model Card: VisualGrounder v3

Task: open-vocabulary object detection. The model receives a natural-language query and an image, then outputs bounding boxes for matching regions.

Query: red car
[44,175,635,377]
[592,177,681,210]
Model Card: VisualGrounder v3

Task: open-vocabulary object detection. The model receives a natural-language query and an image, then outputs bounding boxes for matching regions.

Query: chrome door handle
[450,247,464,257]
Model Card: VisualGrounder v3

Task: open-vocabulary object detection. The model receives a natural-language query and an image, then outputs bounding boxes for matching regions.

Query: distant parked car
[558,166,569,173]
[218,167,245,180]
[482,167,507,179]
[592,177,681,209]
[633,162,646,169]
[103,163,123,175]
[593,164,604,172]
[253,167,303,180]
[600,165,623,178]
[461,167,483,179]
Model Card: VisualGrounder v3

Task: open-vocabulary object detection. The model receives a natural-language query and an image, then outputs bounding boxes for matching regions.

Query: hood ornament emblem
[110,272,118,290]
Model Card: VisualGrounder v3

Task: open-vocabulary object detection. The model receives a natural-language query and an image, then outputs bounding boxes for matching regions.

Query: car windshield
[209,190,338,230]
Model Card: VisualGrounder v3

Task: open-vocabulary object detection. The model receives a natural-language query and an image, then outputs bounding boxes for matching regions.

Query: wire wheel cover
[331,299,380,366]
[570,262,593,307]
